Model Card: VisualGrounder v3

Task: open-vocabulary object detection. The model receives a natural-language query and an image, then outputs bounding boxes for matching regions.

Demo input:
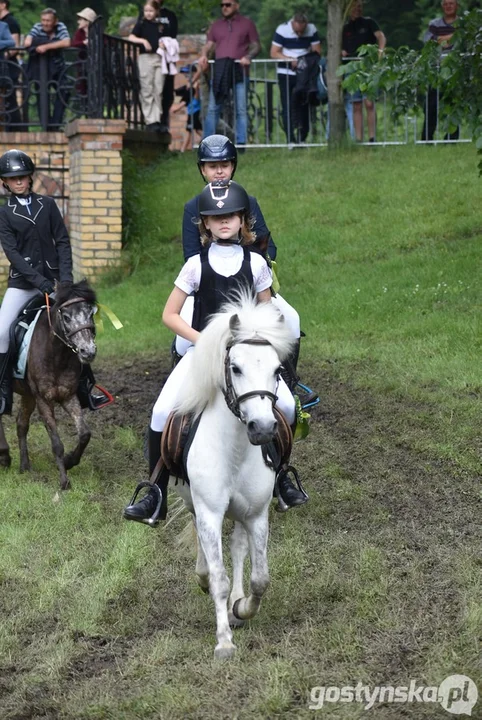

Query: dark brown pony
[0,279,98,489]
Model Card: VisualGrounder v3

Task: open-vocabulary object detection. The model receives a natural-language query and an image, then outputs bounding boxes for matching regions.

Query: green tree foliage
[341,9,482,170]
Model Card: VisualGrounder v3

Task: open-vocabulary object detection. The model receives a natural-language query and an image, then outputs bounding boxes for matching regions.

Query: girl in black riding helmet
[124,180,305,526]
[0,148,109,414]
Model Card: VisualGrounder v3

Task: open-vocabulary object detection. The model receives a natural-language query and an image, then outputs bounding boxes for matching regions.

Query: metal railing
[184,57,472,148]
[0,34,472,147]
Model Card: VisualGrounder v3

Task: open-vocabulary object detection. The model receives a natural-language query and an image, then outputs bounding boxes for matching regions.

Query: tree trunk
[326,0,348,148]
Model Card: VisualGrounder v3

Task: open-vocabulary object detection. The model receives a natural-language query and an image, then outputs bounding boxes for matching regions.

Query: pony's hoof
[0,452,11,468]
[214,644,236,660]
[60,479,71,491]
[228,611,245,628]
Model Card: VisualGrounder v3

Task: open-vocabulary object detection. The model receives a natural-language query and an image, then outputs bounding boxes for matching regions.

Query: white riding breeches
[150,346,296,433]
[0,287,40,353]
[175,294,301,357]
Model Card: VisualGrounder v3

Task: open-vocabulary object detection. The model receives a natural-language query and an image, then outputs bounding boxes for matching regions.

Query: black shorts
[186,111,202,132]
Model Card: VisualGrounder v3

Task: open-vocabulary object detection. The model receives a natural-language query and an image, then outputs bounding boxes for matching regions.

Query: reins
[223,337,279,420]
[45,293,96,355]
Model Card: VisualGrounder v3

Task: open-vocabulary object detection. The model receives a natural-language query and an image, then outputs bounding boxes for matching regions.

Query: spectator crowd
[0,0,463,145]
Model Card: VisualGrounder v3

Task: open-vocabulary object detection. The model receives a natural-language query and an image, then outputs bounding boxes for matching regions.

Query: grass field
[0,144,480,719]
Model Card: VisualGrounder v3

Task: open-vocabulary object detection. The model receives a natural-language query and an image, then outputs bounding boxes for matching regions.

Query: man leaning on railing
[24,7,71,130]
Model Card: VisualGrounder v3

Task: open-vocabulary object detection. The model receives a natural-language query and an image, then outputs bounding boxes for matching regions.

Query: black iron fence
[0,18,143,132]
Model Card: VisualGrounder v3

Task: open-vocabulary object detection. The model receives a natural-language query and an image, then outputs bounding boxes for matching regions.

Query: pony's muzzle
[78,346,96,364]
[247,418,278,445]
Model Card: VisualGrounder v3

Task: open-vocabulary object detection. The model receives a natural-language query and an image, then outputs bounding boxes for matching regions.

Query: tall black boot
[123,428,169,526]
[281,339,300,392]
[0,352,13,416]
[77,364,112,411]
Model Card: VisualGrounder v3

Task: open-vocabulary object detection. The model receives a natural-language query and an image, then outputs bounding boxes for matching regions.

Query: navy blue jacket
[182,193,277,261]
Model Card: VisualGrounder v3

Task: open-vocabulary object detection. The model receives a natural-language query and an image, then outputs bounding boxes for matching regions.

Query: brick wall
[0,120,126,288]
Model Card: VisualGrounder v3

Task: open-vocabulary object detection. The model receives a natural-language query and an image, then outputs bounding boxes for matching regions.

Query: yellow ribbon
[293,395,310,441]
[270,260,281,294]
[94,303,123,333]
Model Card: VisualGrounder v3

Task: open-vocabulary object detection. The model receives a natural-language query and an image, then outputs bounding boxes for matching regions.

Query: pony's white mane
[174,291,295,417]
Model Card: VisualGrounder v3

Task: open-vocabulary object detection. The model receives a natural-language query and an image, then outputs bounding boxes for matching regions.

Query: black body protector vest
[192,246,254,332]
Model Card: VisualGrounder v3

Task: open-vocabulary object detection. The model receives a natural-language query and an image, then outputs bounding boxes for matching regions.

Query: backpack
[317,56,328,104]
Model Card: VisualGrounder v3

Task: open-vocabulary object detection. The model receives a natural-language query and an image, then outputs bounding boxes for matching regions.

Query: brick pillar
[65,119,126,280]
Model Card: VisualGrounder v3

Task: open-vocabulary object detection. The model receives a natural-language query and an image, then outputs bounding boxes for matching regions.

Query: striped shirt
[423,16,457,52]
[28,20,70,43]
[272,20,321,76]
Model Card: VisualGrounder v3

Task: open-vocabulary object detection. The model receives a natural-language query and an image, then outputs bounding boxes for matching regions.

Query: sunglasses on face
[220,3,233,7]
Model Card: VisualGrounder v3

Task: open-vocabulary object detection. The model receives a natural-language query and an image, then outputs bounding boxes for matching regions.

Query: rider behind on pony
[0,148,110,414]
[124,179,308,526]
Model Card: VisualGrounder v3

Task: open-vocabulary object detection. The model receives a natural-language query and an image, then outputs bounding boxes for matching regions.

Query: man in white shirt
[270,12,321,143]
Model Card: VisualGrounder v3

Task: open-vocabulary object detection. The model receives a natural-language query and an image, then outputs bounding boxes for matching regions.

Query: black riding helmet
[0,149,35,178]
[197,135,237,181]
[198,180,250,217]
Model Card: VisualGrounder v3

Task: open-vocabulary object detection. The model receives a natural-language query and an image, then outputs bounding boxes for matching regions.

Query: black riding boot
[77,364,111,410]
[276,467,309,510]
[0,352,13,416]
[283,338,319,409]
[123,428,169,526]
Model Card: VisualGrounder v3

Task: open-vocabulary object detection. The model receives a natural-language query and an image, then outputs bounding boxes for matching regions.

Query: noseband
[223,338,279,420]
[47,295,96,355]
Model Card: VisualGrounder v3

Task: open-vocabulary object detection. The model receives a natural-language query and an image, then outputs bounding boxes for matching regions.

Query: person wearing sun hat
[72,7,98,48]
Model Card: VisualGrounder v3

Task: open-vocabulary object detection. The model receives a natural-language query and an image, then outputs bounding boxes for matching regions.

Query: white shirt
[175,243,272,296]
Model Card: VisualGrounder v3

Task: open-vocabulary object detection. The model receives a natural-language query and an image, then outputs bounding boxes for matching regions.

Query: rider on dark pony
[0,149,110,414]
[124,179,308,526]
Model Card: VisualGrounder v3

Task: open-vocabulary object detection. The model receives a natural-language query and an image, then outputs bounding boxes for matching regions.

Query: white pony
[172,293,295,660]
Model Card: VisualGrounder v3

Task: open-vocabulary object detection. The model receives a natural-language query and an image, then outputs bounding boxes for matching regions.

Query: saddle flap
[161,411,192,477]
[262,407,293,471]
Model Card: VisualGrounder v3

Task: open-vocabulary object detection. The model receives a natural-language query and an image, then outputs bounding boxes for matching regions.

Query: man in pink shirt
[198,1,260,146]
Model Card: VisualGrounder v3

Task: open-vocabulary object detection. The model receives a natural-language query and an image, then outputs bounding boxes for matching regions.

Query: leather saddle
[159,406,293,486]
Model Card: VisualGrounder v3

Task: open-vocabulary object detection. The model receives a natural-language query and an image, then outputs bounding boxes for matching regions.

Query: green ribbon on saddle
[293,395,310,441]
[94,303,124,332]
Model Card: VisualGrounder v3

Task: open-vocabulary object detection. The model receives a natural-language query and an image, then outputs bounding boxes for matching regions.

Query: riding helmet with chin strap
[0,149,35,178]
[0,149,35,193]
[197,135,237,181]
[198,180,250,217]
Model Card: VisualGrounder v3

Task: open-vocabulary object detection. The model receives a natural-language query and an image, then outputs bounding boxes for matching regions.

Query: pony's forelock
[174,292,295,417]
[55,279,97,307]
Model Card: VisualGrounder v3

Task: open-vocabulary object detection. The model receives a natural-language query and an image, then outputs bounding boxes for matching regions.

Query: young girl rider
[179,135,318,412]
[124,180,306,526]
[0,148,109,414]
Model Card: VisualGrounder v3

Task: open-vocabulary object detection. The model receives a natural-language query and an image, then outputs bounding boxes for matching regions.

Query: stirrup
[295,381,320,410]
[274,465,309,514]
[125,481,162,527]
[88,384,114,411]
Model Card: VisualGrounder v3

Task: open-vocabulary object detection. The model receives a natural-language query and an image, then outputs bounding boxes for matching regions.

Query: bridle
[45,294,96,355]
[223,338,279,420]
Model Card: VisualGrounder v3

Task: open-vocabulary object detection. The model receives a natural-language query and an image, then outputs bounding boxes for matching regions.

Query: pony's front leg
[17,395,36,472]
[228,521,248,627]
[232,514,270,621]
[36,398,69,490]
[192,516,209,594]
[195,507,236,660]
[61,396,91,470]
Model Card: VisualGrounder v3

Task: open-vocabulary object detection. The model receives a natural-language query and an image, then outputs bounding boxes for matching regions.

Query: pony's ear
[229,314,240,333]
